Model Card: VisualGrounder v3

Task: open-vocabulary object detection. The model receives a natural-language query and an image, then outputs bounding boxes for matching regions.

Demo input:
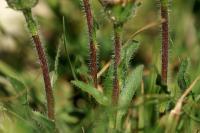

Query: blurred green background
[0,0,200,132]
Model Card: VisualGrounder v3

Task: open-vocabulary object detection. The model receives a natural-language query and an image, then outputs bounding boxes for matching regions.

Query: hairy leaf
[116,65,144,128]
[52,41,62,87]
[71,80,110,106]
[103,63,114,100]
[121,40,140,68]
[119,65,143,107]
[32,111,55,133]
[8,77,27,103]
[177,58,191,91]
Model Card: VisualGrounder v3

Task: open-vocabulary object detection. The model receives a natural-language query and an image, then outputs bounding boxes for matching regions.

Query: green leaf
[6,77,31,120]
[177,58,191,91]
[121,40,140,68]
[0,61,19,78]
[103,1,141,24]
[119,65,144,108]
[116,65,144,129]
[32,111,55,133]
[103,63,114,100]
[14,119,36,133]
[63,17,77,80]
[52,40,62,87]
[1,107,37,133]
[7,77,27,106]
[71,80,110,106]
[120,40,140,92]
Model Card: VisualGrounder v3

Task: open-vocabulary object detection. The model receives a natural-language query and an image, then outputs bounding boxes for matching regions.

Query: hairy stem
[112,25,121,105]
[82,0,98,88]
[160,2,169,85]
[23,9,55,120]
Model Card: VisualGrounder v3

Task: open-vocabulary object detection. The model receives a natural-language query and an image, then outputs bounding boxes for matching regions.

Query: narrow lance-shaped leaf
[0,61,20,78]
[8,77,27,103]
[63,17,77,80]
[32,111,55,132]
[51,40,62,88]
[121,40,140,67]
[5,77,32,121]
[177,58,191,91]
[71,80,110,106]
[1,107,37,133]
[116,65,144,129]
[103,40,140,102]
[119,65,144,109]
[103,63,114,100]
[120,40,140,92]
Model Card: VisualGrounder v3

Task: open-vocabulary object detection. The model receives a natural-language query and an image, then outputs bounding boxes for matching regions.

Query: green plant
[72,0,143,131]
[5,0,55,120]
[99,0,141,105]
[1,0,200,133]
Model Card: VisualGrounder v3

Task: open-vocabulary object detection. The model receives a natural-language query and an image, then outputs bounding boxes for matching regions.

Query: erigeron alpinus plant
[72,0,143,131]
[5,0,55,121]
[2,0,200,132]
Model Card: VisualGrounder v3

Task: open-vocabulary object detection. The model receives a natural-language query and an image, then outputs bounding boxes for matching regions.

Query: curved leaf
[71,80,110,106]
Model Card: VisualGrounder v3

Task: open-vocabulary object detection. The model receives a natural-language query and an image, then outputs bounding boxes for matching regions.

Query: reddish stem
[112,25,121,105]
[82,0,98,88]
[161,5,169,85]
[32,35,55,120]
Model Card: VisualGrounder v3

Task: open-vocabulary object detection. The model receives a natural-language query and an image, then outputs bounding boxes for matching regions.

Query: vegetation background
[0,0,200,132]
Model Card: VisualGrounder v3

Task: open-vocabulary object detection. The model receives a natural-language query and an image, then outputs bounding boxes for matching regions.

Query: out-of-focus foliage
[0,0,200,133]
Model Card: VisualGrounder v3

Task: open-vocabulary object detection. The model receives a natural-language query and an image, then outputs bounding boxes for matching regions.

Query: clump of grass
[5,0,55,120]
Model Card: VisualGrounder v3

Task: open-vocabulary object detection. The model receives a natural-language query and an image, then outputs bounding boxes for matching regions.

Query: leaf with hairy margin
[71,80,110,106]
[177,58,191,91]
[121,40,140,68]
[32,111,55,133]
[103,63,114,100]
[116,65,144,129]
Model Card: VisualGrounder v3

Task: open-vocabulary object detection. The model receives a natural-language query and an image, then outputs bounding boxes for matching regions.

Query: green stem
[22,9,55,120]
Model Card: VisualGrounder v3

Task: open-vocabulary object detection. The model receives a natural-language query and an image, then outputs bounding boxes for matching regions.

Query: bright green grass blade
[63,16,77,80]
